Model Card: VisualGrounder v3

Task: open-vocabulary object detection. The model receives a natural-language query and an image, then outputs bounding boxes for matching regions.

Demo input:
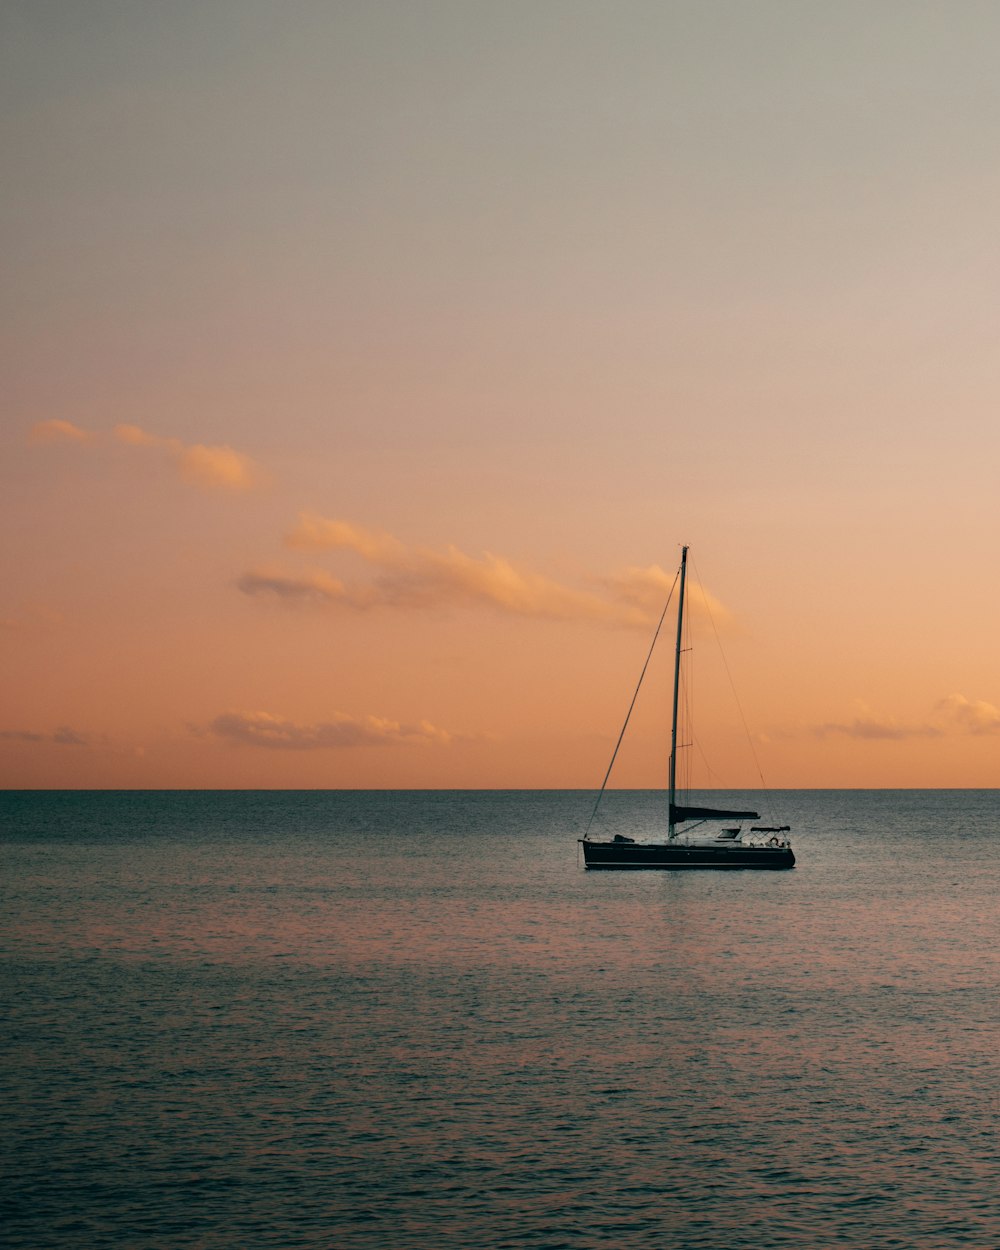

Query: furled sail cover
[670,804,760,823]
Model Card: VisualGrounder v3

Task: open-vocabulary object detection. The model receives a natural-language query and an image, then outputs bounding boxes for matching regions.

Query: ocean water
[1,789,998,1249]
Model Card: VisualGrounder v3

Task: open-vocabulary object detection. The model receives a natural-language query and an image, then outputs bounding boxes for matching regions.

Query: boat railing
[747,825,792,848]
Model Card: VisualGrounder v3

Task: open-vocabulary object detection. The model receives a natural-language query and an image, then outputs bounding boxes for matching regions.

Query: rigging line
[583,567,680,839]
[693,734,725,787]
[682,601,693,796]
[690,554,776,818]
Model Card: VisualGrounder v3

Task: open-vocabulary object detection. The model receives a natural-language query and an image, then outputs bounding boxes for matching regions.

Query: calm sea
[2,790,997,1249]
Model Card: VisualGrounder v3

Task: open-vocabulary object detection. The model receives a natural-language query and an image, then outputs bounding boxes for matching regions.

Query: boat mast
[668,545,688,839]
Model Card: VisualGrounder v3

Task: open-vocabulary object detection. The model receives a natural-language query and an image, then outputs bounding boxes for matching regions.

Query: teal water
[2,790,998,1248]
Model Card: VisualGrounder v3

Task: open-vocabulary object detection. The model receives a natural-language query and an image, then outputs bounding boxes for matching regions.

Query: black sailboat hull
[580,840,795,870]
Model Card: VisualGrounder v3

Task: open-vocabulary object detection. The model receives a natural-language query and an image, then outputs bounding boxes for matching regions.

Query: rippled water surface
[2,790,998,1248]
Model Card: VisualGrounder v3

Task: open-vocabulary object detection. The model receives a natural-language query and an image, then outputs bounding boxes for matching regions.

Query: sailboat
[580,546,795,869]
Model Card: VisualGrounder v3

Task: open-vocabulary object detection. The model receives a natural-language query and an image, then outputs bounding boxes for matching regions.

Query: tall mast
[667,545,688,839]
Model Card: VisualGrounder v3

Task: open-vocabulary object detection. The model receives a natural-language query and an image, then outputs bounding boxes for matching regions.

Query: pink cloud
[30,419,94,443]
[936,693,1000,735]
[235,568,366,607]
[235,512,696,627]
[813,715,941,741]
[114,424,263,491]
[31,418,263,491]
[0,725,90,746]
[805,692,1000,741]
[207,709,454,749]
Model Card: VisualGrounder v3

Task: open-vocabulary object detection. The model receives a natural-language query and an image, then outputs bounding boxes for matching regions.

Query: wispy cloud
[602,563,733,629]
[0,725,90,746]
[286,515,405,562]
[235,568,362,606]
[806,692,1000,741]
[238,513,703,628]
[936,693,1000,735]
[114,424,263,491]
[207,709,455,750]
[813,714,942,741]
[29,419,263,491]
[30,419,94,443]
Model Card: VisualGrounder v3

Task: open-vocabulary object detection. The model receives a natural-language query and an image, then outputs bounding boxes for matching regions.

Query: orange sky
[3,2,1000,788]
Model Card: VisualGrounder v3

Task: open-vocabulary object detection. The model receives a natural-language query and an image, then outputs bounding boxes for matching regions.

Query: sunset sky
[4,1,1000,788]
